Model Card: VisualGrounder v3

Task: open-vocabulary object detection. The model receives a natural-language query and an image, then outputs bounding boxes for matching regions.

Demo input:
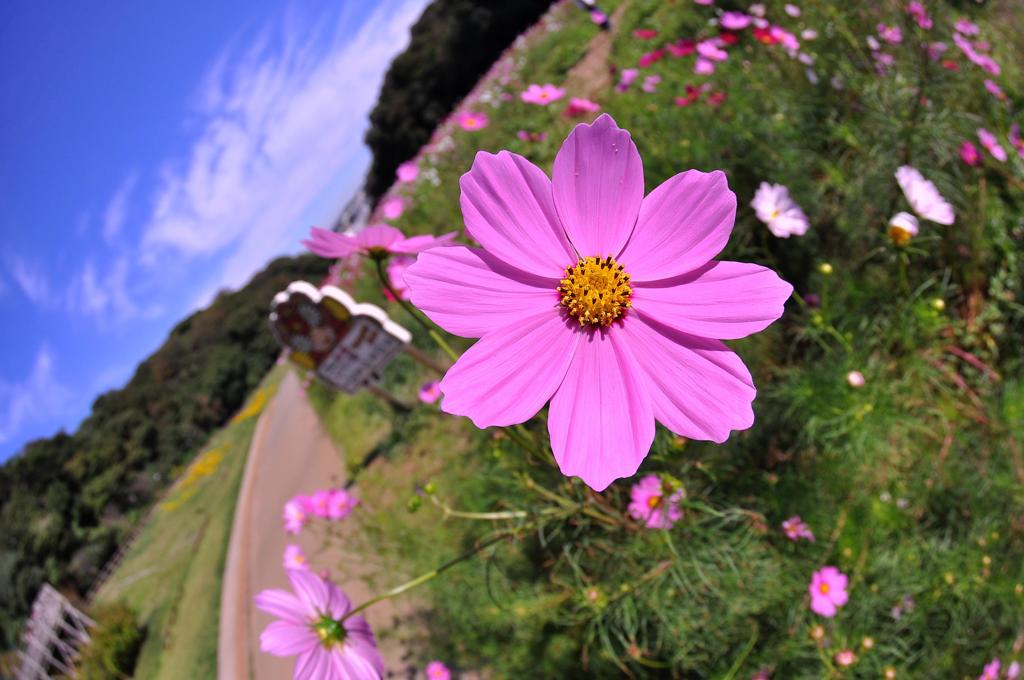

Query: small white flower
[751,182,810,238]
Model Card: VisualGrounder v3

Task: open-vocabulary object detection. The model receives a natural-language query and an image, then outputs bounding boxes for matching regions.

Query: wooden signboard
[270,282,411,394]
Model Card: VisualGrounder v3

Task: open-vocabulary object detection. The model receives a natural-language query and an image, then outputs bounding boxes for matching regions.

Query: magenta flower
[641,75,662,93]
[255,570,384,679]
[425,660,451,680]
[1009,124,1024,158]
[979,659,1001,680]
[308,490,332,518]
[565,97,601,117]
[769,26,800,51]
[305,225,457,260]
[720,12,751,30]
[283,544,310,572]
[418,380,442,404]
[978,128,1008,162]
[396,161,419,183]
[877,24,903,44]
[386,256,415,301]
[809,566,849,617]
[628,475,683,529]
[695,57,716,75]
[667,39,696,57]
[327,489,358,520]
[456,111,489,131]
[782,515,815,542]
[954,33,1001,75]
[927,42,947,60]
[521,83,565,105]
[284,498,308,535]
[616,68,640,92]
[381,197,405,221]
[404,115,791,490]
[954,19,980,36]
[590,10,607,25]
[984,79,1006,100]
[516,130,548,143]
[906,2,932,29]
[697,39,728,61]
[634,28,658,40]
[638,48,666,68]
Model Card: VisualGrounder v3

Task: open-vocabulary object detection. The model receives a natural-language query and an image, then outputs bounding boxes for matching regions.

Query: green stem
[373,256,459,362]
[342,532,511,622]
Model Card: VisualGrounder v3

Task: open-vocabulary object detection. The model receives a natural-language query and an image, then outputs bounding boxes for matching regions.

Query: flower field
[284,0,1024,677]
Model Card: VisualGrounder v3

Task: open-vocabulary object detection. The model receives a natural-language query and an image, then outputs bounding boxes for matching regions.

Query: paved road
[218,370,406,679]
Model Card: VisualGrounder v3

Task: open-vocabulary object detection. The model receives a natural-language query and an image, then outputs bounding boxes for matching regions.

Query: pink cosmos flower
[638,48,666,68]
[697,39,729,61]
[565,97,601,117]
[751,183,810,238]
[784,4,801,17]
[954,33,1001,75]
[675,84,704,107]
[308,490,333,518]
[521,83,565,105]
[706,91,727,107]
[954,19,980,36]
[283,544,310,572]
[782,515,815,542]
[284,498,308,535]
[720,12,752,30]
[1009,124,1024,158]
[694,0,713,5]
[769,26,800,52]
[978,128,1008,162]
[695,58,716,75]
[667,39,696,57]
[895,166,955,225]
[888,212,919,246]
[396,161,419,183]
[927,42,947,60]
[1007,661,1020,679]
[386,256,415,301]
[404,115,791,490]
[809,566,849,617]
[642,75,662,93]
[327,489,358,520]
[877,24,903,44]
[616,68,640,92]
[425,661,451,680]
[835,650,856,667]
[456,111,489,131]
[516,130,548,143]
[846,370,865,388]
[980,660,1001,680]
[960,141,982,166]
[378,198,404,221]
[628,475,684,528]
[305,225,457,259]
[749,4,766,17]
[984,79,1006,100]
[634,28,658,40]
[590,11,608,26]
[255,570,384,679]
[907,2,932,29]
[418,380,442,404]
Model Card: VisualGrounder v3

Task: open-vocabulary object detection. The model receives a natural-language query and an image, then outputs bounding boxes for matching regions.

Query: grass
[91,367,283,680]
[299,0,1024,677]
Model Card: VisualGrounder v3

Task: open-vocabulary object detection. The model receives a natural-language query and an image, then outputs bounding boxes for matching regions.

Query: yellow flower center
[888,225,912,246]
[313,616,346,648]
[558,256,632,327]
[770,209,780,219]
[647,495,662,509]
[819,583,830,595]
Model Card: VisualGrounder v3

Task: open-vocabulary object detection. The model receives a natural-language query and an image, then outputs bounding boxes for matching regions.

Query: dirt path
[218,370,409,679]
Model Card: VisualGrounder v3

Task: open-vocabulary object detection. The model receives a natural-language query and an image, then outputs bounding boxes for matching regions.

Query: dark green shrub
[77,600,144,677]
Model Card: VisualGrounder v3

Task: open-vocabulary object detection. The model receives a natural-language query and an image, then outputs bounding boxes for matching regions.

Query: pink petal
[355,224,403,251]
[404,246,559,338]
[552,113,644,257]
[288,569,330,614]
[295,648,334,680]
[618,170,737,281]
[547,328,655,491]
[810,595,837,617]
[303,227,359,258]
[440,311,579,427]
[460,150,575,277]
[259,620,318,656]
[325,581,352,620]
[253,589,308,623]
[390,231,458,254]
[618,314,755,442]
[632,261,791,339]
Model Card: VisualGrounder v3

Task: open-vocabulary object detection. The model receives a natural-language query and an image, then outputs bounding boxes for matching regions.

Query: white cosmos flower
[751,182,810,238]
[895,165,954,225]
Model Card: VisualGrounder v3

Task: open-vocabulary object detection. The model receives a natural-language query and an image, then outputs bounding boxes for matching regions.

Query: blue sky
[0,0,429,460]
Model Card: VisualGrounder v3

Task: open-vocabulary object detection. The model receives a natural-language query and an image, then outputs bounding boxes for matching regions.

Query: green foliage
[314,0,1024,676]
[0,255,326,650]
[77,602,145,680]
[363,0,555,198]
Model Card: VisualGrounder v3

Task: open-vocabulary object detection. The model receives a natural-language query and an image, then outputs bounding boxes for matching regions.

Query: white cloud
[67,257,138,321]
[102,174,138,243]
[0,345,70,444]
[5,255,52,306]
[141,0,428,302]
